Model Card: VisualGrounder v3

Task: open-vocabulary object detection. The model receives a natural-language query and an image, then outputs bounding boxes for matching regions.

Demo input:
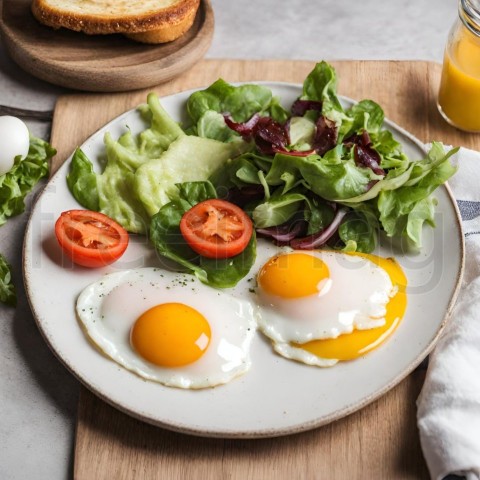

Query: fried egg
[76,268,257,389]
[255,250,407,366]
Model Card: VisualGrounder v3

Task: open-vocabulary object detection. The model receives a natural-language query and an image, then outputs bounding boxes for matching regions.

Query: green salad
[67,61,457,288]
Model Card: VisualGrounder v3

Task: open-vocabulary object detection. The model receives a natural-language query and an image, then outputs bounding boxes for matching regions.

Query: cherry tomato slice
[55,210,129,268]
[179,199,253,259]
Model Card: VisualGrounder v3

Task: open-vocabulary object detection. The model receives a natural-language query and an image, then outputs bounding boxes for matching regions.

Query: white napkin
[417,146,480,480]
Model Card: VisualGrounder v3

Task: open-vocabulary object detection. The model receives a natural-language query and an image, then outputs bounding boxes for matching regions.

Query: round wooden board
[0,0,214,92]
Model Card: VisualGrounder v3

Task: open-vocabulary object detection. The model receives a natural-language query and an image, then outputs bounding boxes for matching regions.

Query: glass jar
[438,0,480,132]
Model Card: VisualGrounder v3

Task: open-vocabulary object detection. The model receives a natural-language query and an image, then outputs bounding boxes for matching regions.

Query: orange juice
[438,4,480,132]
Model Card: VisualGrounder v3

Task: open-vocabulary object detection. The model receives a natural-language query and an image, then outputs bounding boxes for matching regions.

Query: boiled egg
[0,116,30,176]
[255,250,407,366]
[76,268,257,389]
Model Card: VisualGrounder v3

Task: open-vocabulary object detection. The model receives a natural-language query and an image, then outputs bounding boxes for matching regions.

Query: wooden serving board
[0,0,214,92]
[47,60,476,480]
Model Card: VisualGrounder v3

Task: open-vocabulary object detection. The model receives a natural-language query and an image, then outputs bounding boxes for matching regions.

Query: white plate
[23,83,465,438]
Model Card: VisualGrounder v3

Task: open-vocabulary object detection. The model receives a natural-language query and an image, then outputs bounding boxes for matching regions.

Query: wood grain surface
[47,60,476,480]
[0,0,214,92]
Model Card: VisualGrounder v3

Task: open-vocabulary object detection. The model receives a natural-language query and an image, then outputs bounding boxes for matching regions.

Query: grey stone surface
[0,1,458,478]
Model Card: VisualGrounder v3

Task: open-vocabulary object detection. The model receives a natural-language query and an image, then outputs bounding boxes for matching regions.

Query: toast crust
[31,0,200,36]
[125,6,198,43]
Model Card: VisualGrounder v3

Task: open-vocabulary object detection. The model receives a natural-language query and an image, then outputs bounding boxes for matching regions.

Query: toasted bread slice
[31,0,200,43]
[125,4,198,43]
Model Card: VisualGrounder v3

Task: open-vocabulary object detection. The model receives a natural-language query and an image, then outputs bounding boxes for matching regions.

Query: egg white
[254,250,396,365]
[76,268,258,389]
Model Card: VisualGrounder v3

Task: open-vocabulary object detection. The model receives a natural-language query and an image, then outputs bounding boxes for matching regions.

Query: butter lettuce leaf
[137,92,185,156]
[134,135,249,218]
[67,93,185,233]
[195,110,244,143]
[97,132,151,233]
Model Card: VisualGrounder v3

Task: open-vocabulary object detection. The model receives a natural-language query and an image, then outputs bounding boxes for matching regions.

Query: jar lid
[460,0,480,36]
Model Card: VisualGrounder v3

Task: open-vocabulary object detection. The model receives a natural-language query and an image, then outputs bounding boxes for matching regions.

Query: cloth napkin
[417,146,480,480]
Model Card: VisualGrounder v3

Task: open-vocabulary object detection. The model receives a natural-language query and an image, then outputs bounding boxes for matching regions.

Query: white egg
[76,268,257,389]
[255,250,396,364]
[0,116,30,176]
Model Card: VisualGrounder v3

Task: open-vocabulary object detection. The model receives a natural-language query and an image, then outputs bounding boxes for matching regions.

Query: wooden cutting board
[48,60,476,480]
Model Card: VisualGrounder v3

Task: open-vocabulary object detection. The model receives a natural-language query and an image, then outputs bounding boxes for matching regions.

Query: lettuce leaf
[301,61,346,125]
[344,99,385,137]
[0,253,16,306]
[252,192,306,228]
[0,136,54,226]
[300,63,385,143]
[187,79,289,126]
[376,143,458,244]
[265,149,380,201]
[137,93,185,156]
[304,196,335,235]
[0,135,54,307]
[195,110,244,143]
[134,135,249,218]
[149,181,256,288]
[67,93,186,233]
[289,116,316,150]
[66,148,99,211]
[338,207,378,253]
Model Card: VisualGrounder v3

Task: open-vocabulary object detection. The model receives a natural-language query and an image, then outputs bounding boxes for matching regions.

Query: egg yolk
[130,303,211,367]
[294,252,407,361]
[257,252,330,298]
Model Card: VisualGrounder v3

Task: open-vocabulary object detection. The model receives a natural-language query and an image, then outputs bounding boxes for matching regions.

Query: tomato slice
[55,210,129,268]
[179,199,253,259]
